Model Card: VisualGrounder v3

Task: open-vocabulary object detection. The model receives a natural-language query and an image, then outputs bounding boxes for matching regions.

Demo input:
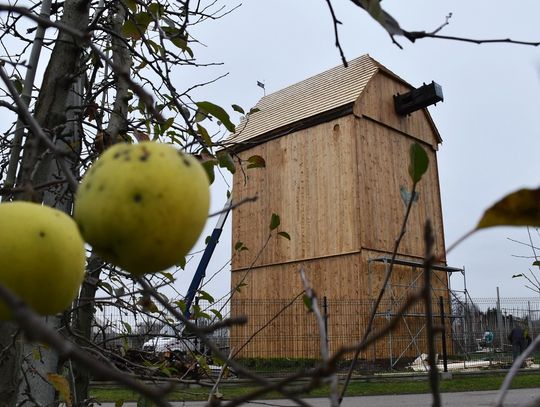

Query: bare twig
[428,13,452,35]
[3,0,53,193]
[0,283,173,407]
[136,277,311,407]
[207,348,234,404]
[324,0,348,67]
[0,3,89,41]
[337,291,422,355]
[340,181,419,402]
[405,31,540,47]
[299,268,339,407]
[0,66,79,192]
[208,196,258,218]
[494,334,540,407]
[232,291,304,358]
[422,220,440,407]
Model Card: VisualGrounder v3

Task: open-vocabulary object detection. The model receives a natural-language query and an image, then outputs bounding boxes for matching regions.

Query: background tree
[0,0,238,404]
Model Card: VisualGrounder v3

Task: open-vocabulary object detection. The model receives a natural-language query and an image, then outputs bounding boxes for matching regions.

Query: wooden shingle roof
[226,54,439,151]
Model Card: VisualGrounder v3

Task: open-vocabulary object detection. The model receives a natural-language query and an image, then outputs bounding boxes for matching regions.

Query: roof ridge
[257,54,376,105]
[228,54,383,149]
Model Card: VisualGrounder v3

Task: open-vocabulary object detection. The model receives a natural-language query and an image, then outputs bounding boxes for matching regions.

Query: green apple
[0,202,86,319]
[74,142,210,276]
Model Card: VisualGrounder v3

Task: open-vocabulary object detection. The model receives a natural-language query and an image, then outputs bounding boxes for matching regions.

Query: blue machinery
[183,197,232,319]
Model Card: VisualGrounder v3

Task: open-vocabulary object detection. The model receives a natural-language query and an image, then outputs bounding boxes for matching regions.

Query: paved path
[99,388,539,406]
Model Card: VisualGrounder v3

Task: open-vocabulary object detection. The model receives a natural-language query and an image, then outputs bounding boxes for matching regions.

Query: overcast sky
[176,0,540,300]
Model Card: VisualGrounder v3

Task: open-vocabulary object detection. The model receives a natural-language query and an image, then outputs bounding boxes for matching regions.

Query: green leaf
[235,282,247,292]
[175,300,187,314]
[171,38,193,57]
[148,2,164,17]
[46,374,72,407]
[192,304,211,320]
[278,231,291,240]
[247,155,266,169]
[196,355,209,372]
[201,160,216,184]
[32,348,41,361]
[122,20,141,40]
[196,101,235,132]
[135,12,153,29]
[476,188,540,230]
[98,281,113,295]
[158,271,175,282]
[115,399,125,407]
[124,0,137,12]
[270,213,280,231]
[234,241,248,251]
[122,12,153,40]
[177,256,186,269]
[137,297,159,313]
[210,309,223,320]
[248,107,260,115]
[162,117,174,133]
[216,151,236,174]
[533,261,540,267]
[302,294,313,313]
[197,290,215,303]
[232,104,245,114]
[121,322,132,334]
[197,124,213,147]
[10,76,23,95]
[147,39,162,55]
[408,142,429,184]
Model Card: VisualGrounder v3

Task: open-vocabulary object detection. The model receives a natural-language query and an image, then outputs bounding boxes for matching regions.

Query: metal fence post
[323,296,329,353]
[439,296,448,372]
[528,301,534,340]
[496,287,504,349]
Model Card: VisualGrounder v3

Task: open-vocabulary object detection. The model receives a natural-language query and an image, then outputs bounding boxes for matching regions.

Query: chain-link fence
[93,295,540,377]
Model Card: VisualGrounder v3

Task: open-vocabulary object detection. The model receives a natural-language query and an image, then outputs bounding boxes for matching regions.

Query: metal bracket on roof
[394,81,444,116]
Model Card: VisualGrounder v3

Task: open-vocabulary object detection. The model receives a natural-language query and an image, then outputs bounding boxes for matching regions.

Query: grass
[90,372,540,403]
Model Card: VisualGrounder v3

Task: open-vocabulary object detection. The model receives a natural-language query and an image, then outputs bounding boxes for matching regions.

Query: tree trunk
[16,0,90,197]
[4,0,91,404]
[0,323,21,407]
[72,5,131,403]
[72,254,103,405]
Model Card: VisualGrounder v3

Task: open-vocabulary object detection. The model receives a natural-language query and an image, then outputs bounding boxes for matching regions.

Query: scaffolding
[367,255,466,368]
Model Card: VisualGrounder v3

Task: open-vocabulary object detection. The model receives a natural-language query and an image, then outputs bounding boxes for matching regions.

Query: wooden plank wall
[354,71,441,150]
[231,252,365,301]
[231,115,360,273]
[355,117,446,260]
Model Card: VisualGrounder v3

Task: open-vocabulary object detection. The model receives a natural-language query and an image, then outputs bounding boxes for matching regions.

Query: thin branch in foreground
[340,181,419,403]
[232,291,305,358]
[422,220,440,407]
[405,31,540,47]
[299,268,339,407]
[494,334,540,407]
[208,195,258,218]
[0,283,173,407]
[324,0,348,67]
[136,277,312,407]
[428,13,452,35]
[0,66,79,193]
